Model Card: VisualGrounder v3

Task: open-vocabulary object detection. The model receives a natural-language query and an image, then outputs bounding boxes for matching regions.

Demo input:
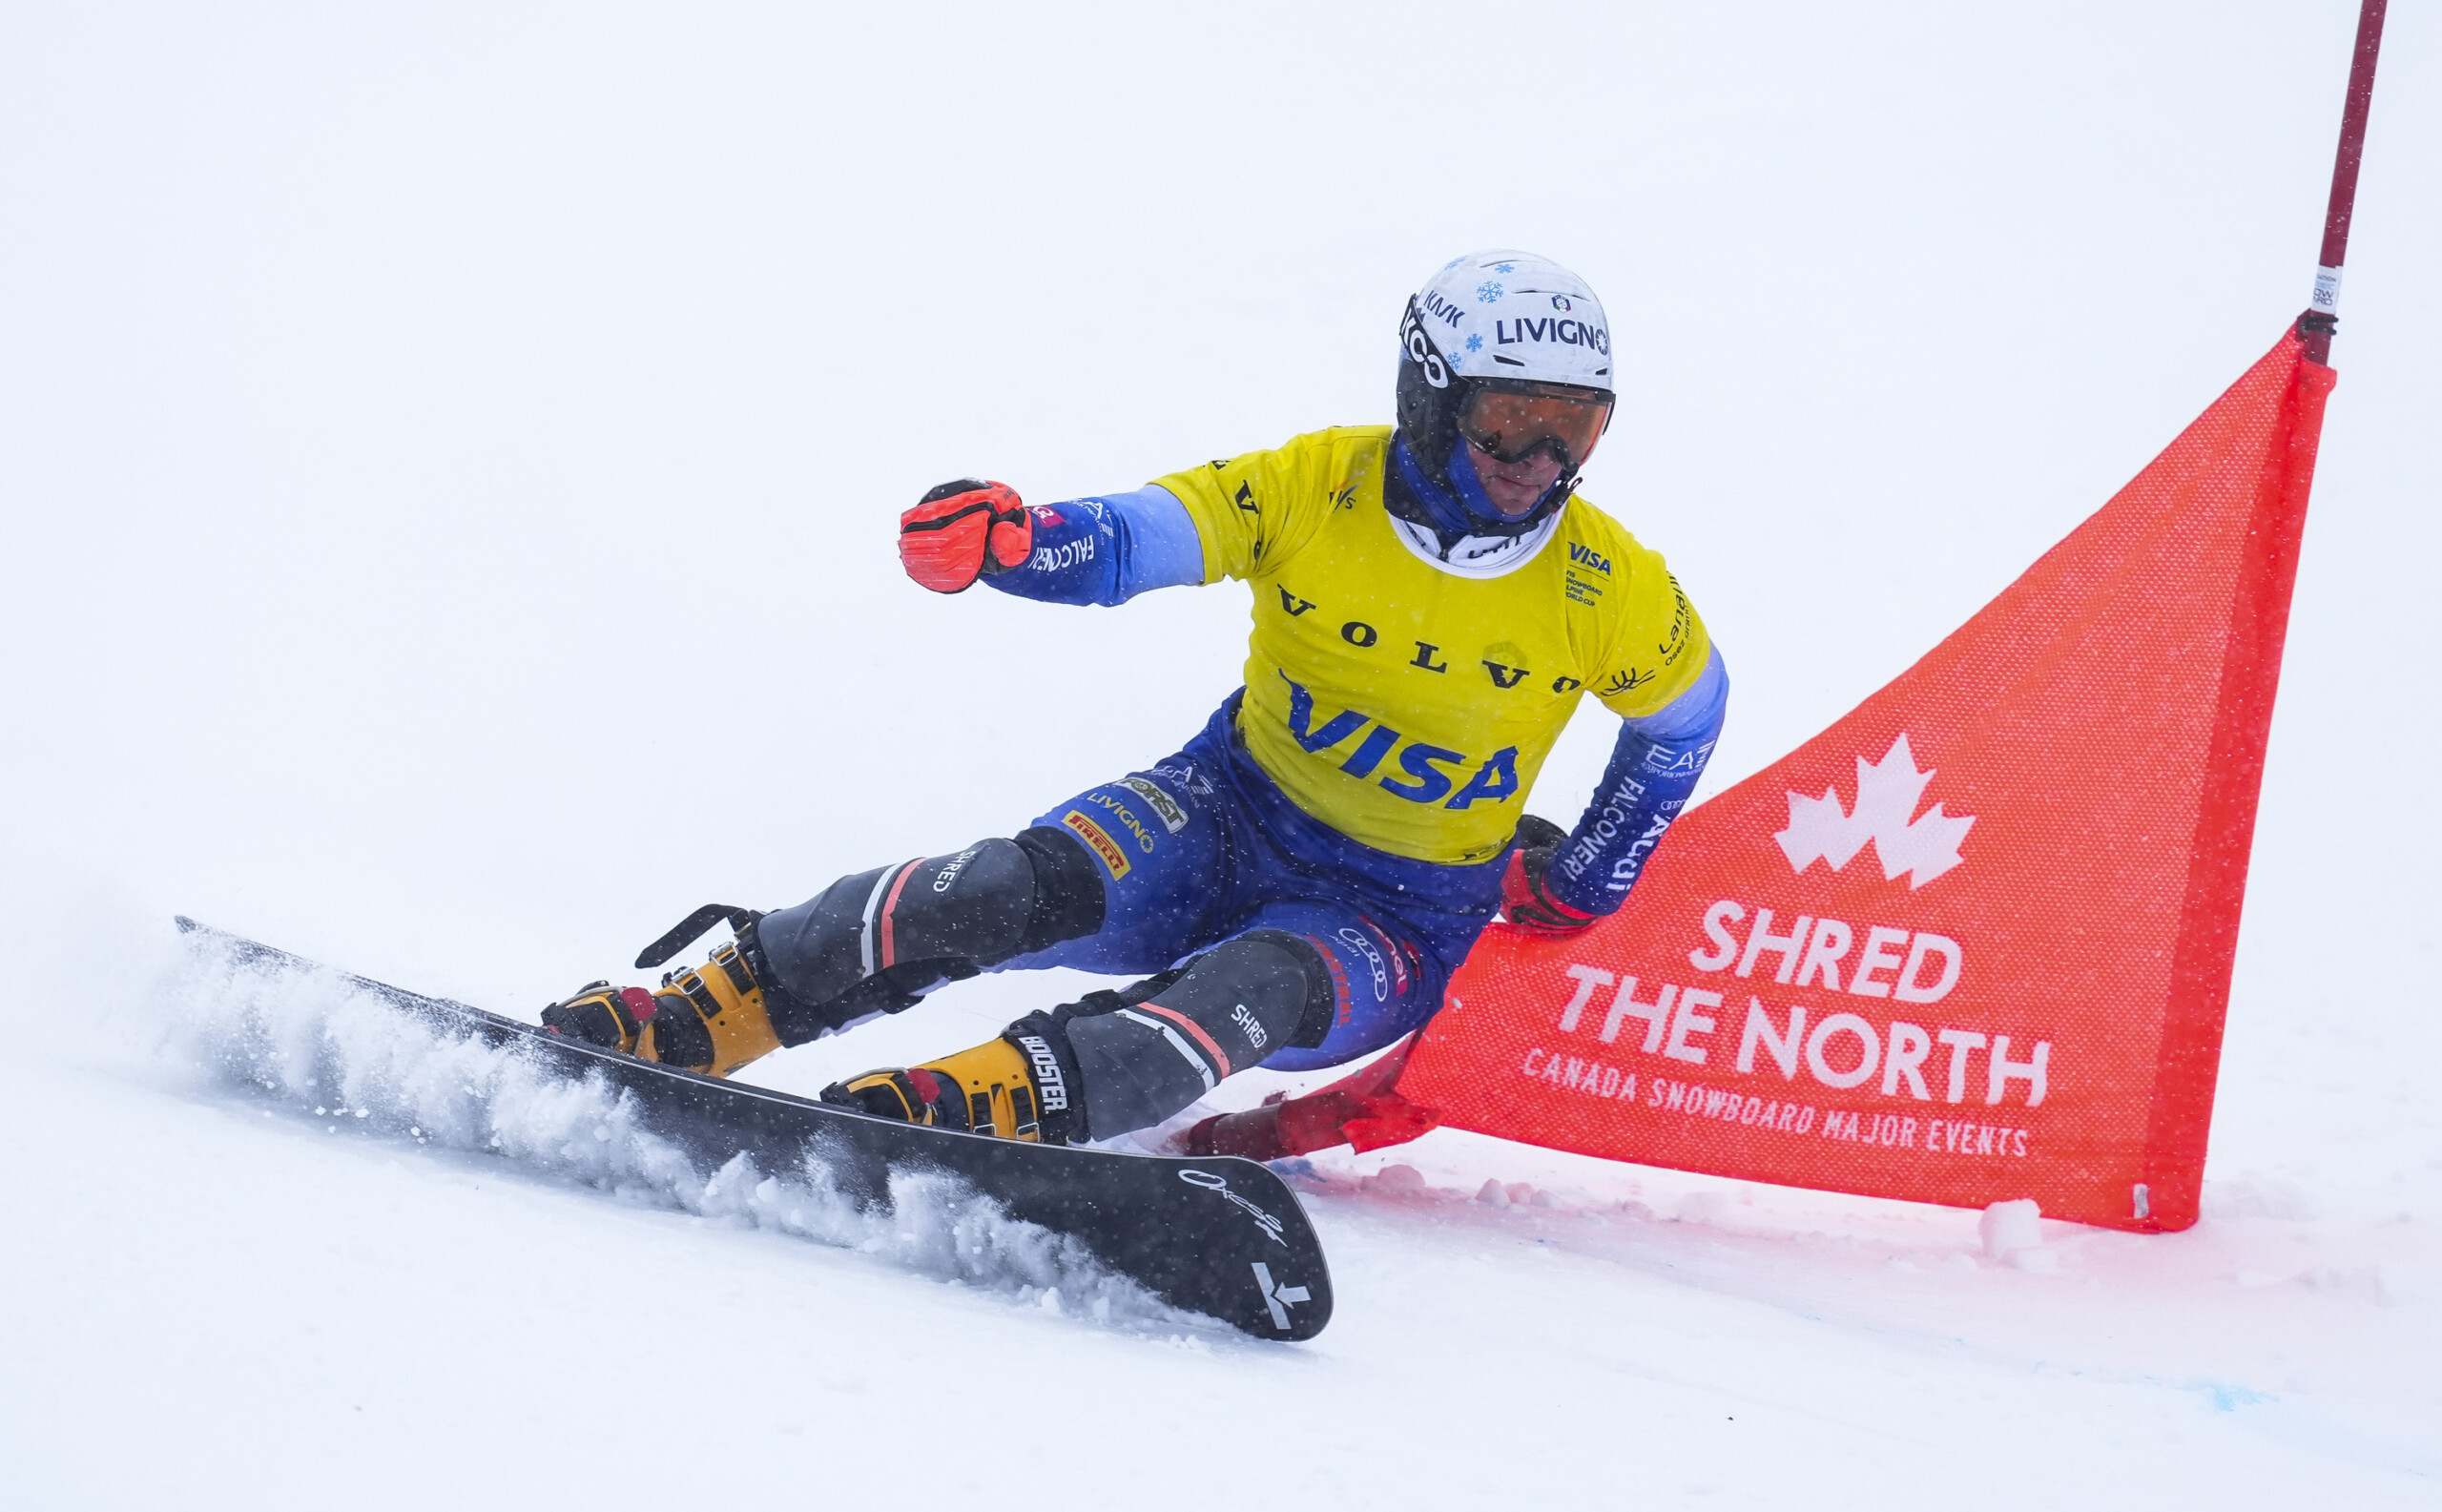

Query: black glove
[1501,814,1599,938]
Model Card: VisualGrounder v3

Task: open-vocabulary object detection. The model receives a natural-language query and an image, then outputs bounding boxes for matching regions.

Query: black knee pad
[1113,931,1334,1070]
[1024,931,1338,1142]
[1227,930,1340,1051]
[752,830,1109,1046]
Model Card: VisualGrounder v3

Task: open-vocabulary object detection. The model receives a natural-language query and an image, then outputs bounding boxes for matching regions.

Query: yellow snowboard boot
[542,934,783,1078]
[823,1031,1074,1143]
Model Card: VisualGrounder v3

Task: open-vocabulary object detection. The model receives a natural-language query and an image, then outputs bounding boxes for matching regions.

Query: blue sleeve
[983,485,1206,607]
[1546,646,1729,917]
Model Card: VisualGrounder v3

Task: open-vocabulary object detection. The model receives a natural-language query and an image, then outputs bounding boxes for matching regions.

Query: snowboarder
[543,249,1728,1150]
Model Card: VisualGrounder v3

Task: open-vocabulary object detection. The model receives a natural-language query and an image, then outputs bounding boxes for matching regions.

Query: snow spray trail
[144,933,1205,1333]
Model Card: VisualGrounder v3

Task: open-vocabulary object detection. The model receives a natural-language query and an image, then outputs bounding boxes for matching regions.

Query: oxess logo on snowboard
[1775,735,1974,890]
[1179,1168,1289,1248]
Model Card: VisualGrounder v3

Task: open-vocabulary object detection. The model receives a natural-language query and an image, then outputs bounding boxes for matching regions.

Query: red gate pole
[2301,0,2390,364]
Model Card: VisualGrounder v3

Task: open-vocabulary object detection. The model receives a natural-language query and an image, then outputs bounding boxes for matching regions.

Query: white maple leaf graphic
[1774,734,1975,889]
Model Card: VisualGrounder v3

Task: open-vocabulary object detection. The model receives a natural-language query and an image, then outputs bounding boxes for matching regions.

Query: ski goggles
[1457,382,1614,470]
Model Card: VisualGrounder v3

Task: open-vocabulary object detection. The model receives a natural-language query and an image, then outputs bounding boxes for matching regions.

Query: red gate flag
[1397,328,2335,1232]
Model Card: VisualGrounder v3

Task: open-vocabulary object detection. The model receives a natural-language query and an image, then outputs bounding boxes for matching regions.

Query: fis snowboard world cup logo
[1775,735,1974,889]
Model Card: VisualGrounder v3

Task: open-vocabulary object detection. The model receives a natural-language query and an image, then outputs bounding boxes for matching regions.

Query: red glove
[1184,1089,1442,1160]
[1179,1034,1438,1160]
[1501,814,1600,938]
[899,479,1031,593]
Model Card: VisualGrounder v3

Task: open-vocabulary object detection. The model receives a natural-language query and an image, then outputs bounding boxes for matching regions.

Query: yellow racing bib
[1154,426,1709,865]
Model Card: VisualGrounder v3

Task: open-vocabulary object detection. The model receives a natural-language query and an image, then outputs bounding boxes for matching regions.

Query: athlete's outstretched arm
[898,479,1204,604]
[1505,647,1729,934]
[985,486,1206,607]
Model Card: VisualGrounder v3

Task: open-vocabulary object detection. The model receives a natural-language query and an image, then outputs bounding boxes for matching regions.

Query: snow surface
[4,2,2438,1505]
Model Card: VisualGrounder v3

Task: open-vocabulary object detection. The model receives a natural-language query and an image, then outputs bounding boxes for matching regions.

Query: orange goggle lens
[1457,386,1613,468]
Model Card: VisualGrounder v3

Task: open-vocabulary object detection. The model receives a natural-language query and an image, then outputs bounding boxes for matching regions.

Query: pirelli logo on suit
[1062,811,1132,880]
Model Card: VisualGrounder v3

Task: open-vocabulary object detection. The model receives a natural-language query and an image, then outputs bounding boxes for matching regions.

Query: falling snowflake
[1773,734,1974,888]
[1477,280,1504,303]
[1465,333,1483,352]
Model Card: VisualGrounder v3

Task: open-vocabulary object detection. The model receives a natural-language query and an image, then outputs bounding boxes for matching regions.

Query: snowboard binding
[541,905,793,1078]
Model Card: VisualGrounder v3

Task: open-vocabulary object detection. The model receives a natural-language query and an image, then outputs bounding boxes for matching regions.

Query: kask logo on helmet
[1419,288,1468,330]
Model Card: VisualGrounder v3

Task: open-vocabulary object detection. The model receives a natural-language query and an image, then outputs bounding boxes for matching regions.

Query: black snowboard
[175,918,1334,1340]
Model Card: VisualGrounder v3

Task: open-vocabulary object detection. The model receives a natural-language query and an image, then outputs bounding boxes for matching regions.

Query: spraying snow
[148,931,1206,1334]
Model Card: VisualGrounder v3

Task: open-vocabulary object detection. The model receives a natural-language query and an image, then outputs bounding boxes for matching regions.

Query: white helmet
[1393,250,1615,539]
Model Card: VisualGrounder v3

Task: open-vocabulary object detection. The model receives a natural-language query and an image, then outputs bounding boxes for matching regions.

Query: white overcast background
[3,3,2436,1507]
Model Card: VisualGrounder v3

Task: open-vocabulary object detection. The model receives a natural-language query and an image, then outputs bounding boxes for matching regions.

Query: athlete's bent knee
[750,828,1107,1044]
[1029,930,1337,1140]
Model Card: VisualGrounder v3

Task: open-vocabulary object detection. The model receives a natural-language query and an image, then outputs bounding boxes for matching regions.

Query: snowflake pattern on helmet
[1407,250,1611,393]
